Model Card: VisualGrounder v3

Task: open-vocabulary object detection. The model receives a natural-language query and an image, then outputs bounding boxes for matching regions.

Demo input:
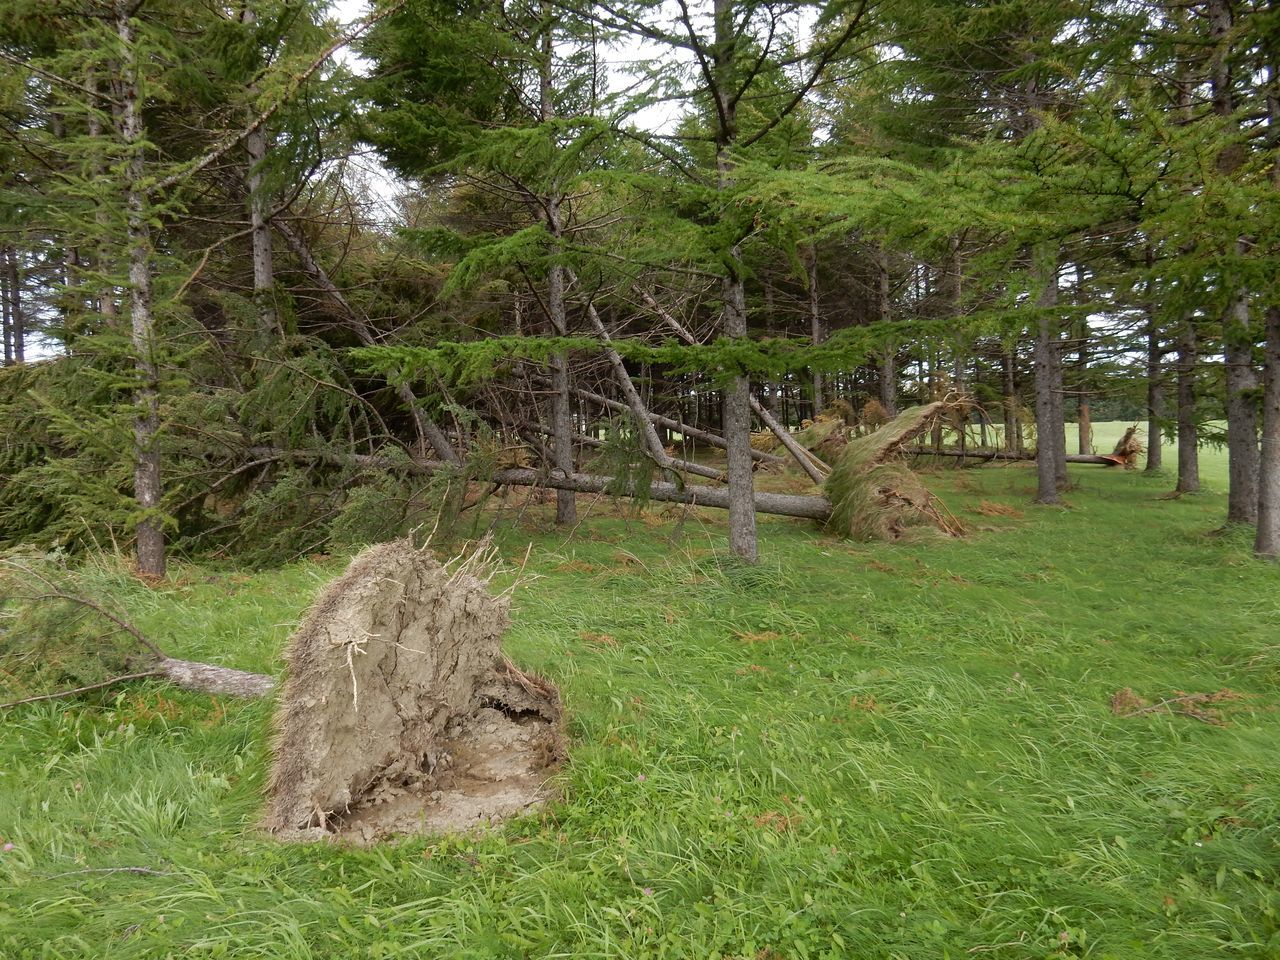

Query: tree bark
[539,8,576,526]
[241,6,278,339]
[1,251,10,366]
[1255,63,1280,555]
[721,273,758,560]
[1175,319,1200,493]
[713,0,757,562]
[808,241,824,412]
[1207,0,1260,524]
[249,446,831,521]
[1223,292,1260,524]
[906,448,1127,466]
[1075,316,1092,455]
[1256,305,1280,557]
[118,2,165,578]
[876,245,897,416]
[157,658,274,697]
[4,247,23,364]
[1145,315,1163,472]
[1033,252,1063,503]
[1002,345,1019,452]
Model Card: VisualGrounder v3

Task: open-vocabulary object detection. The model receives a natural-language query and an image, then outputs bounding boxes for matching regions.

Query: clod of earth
[263,539,564,843]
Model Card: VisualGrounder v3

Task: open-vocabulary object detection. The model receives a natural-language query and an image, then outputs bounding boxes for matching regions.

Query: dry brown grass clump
[857,398,890,433]
[1109,687,1250,725]
[794,413,849,459]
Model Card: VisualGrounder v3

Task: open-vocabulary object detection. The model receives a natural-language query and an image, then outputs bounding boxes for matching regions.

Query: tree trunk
[808,242,824,412]
[546,242,576,524]
[1207,0,1259,524]
[241,6,278,339]
[4,247,24,364]
[1254,64,1279,555]
[1,253,10,366]
[1033,253,1063,504]
[158,658,274,697]
[1145,316,1163,472]
[906,448,1129,466]
[876,245,897,416]
[1175,319,1200,494]
[712,0,757,562]
[1256,306,1280,558]
[118,2,165,578]
[1075,317,1092,455]
[251,446,831,520]
[540,8,575,526]
[722,270,758,560]
[1002,346,1019,452]
[1223,294,1260,524]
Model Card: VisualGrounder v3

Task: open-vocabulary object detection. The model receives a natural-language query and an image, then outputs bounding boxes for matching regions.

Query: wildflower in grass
[642,887,654,896]
[636,774,646,782]
[2,843,13,852]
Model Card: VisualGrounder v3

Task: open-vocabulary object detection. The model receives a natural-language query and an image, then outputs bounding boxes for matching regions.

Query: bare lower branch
[0,671,162,710]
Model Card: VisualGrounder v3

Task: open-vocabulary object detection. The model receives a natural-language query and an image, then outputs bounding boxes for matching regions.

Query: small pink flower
[2,843,14,852]
[636,774,646,782]
[642,887,654,896]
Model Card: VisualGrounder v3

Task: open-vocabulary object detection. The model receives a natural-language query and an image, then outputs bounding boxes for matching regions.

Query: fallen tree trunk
[514,418,723,482]
[156,658,274,697]
[0,567,277,709]
[488,467,830,519]
[247,446,831,520]
[904,447,1125,466]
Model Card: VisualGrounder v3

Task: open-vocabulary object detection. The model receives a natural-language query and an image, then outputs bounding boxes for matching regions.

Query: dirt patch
[339,706,561,842]
[263,540,564,843]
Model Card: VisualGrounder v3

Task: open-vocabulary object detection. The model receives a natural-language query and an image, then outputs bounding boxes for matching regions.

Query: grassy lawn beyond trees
[2,436,1277,959]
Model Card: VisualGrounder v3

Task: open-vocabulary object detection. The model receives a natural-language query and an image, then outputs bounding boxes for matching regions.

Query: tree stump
[263,540,563,842]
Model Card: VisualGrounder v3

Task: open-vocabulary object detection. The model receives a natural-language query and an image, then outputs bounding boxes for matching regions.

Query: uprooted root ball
[823,403,964,541]
[263,539,564,843]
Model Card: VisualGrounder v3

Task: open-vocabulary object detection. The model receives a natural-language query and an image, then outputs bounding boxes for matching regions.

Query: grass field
[2,426,1277,959]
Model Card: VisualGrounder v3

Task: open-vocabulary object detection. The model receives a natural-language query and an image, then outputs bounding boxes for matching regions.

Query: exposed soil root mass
[823,403,964,541]
[262,539,564,843]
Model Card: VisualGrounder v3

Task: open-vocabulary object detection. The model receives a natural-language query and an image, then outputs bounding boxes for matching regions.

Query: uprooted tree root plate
[262,540,565,844]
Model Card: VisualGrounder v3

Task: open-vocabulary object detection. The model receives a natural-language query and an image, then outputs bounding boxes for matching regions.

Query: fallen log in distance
[904,448,1125,466]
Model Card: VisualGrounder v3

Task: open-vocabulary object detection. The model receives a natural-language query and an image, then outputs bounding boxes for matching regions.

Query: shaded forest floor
[2,429,1278,958]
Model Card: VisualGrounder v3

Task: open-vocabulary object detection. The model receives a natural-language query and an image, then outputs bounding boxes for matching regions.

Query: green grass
[2,428,1277,959]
